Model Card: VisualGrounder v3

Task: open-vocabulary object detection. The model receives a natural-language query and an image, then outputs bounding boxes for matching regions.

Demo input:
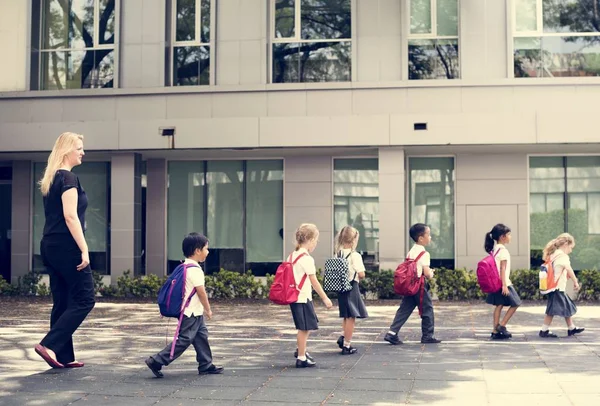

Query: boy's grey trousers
[389,286,435,339]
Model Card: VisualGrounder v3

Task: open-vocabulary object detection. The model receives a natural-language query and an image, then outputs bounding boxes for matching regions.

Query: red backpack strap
[291,252,307,265]
[407,250,427,262]
[297,273,308,290]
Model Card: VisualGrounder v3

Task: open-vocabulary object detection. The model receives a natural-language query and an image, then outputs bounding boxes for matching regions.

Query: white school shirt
[290,248,317,303]
[493,244,512,287]
[182,258,205,317]
[407,244,430,278]
[550,249,570,292]
[339,248,366,283]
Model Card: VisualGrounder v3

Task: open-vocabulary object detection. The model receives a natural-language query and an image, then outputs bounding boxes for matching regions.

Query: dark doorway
[0,167,12,282]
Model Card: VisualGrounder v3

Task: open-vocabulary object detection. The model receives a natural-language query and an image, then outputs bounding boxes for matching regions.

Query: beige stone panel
[118,120,177,150]
[537,111,598,144]
[116,96,167,120]
[406,88,462,114]
[356,0,379,37]
[217,0,240,42]
[285,156,332,182]
[513,86,579,113]
[379,0,402,36]
[356,36,381,82]
[461,87,515,113]
[378,147,405,175]
[353,88,408,115]
[457,179,528,205]
[216,41,241,85]
[239,0,263,40]
[166,94,213,119]
[240,40,264,85]
[29,99,65,123]
[456,204,467,256]
[174,118,260,148]
[379,36,403,81]
[465,204,519,257]
[212,92,267,118]
[456,153,527,181]
[285,207,333,233]
[62,97,117,122]
[284,181,332,208]
[518,204,530,257]
[267,92,307,117]
[306,90,353,116]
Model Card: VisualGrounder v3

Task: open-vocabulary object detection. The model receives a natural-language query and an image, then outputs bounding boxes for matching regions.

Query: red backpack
[269,252,308,305]
[476,249,502,294]
[393,251,426,315]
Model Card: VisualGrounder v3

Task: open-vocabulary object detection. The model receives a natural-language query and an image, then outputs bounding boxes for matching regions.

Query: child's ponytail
[484,232,495,253]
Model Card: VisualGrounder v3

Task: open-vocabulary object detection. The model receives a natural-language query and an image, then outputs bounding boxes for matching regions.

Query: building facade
[1,0,600,284]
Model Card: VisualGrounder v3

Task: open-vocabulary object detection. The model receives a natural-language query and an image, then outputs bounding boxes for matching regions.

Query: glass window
[33,162,110,274]
[36,0,116,90]
[271,0,351,83]
[408,0,460,80]
[333,159,379,271]
[408,157,455,268]
[529,156,600,270]
[170,0,212,86]
[167,160,284,275]
[514,0,600,77]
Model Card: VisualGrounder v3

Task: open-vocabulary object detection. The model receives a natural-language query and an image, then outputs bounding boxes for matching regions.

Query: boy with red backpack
[384,223,441,345]
[145,233,223,378]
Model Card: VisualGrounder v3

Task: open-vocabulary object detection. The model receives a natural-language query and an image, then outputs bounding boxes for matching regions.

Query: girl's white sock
[541,324,550,332]
[568,323,575,330]
[387,330,396,335]
[297,355,306,361]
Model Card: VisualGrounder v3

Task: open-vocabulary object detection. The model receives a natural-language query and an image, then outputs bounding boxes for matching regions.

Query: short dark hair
[182,232,209,258]
[409,223,428,243]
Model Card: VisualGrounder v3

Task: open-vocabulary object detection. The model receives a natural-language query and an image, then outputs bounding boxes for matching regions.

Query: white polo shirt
[289,248,316,303]
[493,244,512,287]
[182,258,205,317]
[339,248,366,283]
[407,244,430,278]
[550,249,570,292]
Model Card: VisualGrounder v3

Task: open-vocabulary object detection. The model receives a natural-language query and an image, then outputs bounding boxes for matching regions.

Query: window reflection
[173,46,210,86]
[409,39,459,80]
[273,41,350,82]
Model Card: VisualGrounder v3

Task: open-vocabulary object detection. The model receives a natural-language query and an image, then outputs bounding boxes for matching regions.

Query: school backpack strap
[408,251,427,317]
[290,252,309,290]
[169,263,200,359]
[408,250,427,263]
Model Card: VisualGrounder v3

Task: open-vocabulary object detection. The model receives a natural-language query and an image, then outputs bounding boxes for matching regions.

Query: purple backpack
[157,263,198,358]
[476,249,502,294]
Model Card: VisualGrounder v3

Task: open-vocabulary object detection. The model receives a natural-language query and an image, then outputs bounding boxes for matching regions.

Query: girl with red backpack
[484,224,521,340]
[538,233,584,338]
[288,223,333,368]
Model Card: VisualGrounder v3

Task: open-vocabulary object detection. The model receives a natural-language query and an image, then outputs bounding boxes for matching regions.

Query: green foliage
[205,270,266,300]
[0,275,17,296]
[577,269,600,301]
[17,271,43,296]
[433,268,485,301]
[510,269,541,300]
[115,270,166,298]
[37,283,51,297]
[362,270,396,299]
[92,271,105,295]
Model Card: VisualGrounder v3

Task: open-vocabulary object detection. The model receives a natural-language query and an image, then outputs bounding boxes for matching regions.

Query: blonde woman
[34,132,95,369]
[539,233,584,338]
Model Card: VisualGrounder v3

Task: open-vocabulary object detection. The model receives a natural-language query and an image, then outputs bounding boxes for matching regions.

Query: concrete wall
[0,0,27,91]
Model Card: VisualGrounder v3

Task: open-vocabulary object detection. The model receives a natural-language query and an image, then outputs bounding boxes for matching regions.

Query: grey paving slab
[1,299,599,406]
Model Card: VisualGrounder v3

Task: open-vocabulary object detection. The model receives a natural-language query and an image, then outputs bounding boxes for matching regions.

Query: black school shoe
[491,332,509,340]
[293,350,314,362]
[145,357,163,378]
[296,358,316,368]
[199,364,224,375]
[384,332,402,345]
[539,330,558,338]
[341,346,358,355]
[421,337,442,344]
[337,335,345,349]
[568,327,585,336]
[496,325,512,338]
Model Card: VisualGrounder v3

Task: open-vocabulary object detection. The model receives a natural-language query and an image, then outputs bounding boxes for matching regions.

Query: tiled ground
[0,298,599,405]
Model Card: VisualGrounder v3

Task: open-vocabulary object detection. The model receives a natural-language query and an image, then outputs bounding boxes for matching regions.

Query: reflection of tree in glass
[174,46,209,86]
[176,0,196,41]
[300,0,351,40]
[275,0,295,38]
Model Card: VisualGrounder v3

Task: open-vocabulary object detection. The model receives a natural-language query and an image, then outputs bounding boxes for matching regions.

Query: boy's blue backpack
[158,263,197,318]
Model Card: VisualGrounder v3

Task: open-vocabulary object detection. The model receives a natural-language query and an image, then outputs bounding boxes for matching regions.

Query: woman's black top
[42,170,88,238]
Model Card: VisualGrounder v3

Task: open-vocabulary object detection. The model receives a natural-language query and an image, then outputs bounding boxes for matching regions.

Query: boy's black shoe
[491,332,509,340]
[421,337,442,344]
[336,335,344,349]
[296,358,316,368]
[341,346,358,355]
[568,327,585,336]
[496,325,512,338]
[384,332,402,345]
[199,364,224,375]
[293,350,314,362]
[145,357,163,378]
[539,330,558,338]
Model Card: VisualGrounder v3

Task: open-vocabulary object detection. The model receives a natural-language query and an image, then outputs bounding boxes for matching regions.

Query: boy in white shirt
[145,232,223,377]
[384,223,441,345]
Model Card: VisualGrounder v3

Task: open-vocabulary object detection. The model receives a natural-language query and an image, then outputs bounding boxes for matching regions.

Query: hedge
[2,267,600,301]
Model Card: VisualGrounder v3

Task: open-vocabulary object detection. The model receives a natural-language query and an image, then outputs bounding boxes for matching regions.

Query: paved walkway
[0,298,599,405]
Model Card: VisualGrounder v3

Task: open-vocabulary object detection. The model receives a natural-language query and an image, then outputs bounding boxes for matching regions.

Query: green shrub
[116,271,165,298]
[510,269,541,300]
[37,283,51,297]
[92,271,105,295]
[17,271,43,296]
[362,270,396,299]
[205,269,267,299]
[577,269,600,300]
[0,275,17,296]
[433,268,485,301]
[99,284,119,297]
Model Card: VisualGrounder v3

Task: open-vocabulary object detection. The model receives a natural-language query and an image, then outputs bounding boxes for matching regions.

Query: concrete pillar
[145,159,168,277]
[378,148,406,270]
[10,161,31,284]
[110,154,142,282]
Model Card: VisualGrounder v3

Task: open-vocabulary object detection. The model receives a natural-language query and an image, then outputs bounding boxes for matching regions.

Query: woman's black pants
[40,236,95,364]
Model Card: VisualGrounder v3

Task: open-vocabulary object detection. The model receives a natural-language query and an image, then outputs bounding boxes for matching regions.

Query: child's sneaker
[567,327,585,336]
[421,336,442,344]
[341,346,358,355]
[384,332,402,345]
[539,330,558,338]
[296,358,316,368]
[336,335,344,349]
[145,357,163,378]
[293,349,314,362]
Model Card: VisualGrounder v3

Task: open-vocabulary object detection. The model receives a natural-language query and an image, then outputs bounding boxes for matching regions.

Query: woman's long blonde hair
[335,225,359,254]
[542,233,575,261]
[39,132,84,196]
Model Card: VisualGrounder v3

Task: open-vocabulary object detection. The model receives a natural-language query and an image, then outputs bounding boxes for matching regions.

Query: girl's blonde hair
[295,223,319,250]
[39,132,84,196]
[542,233,575,261]
[335,225,359,253]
